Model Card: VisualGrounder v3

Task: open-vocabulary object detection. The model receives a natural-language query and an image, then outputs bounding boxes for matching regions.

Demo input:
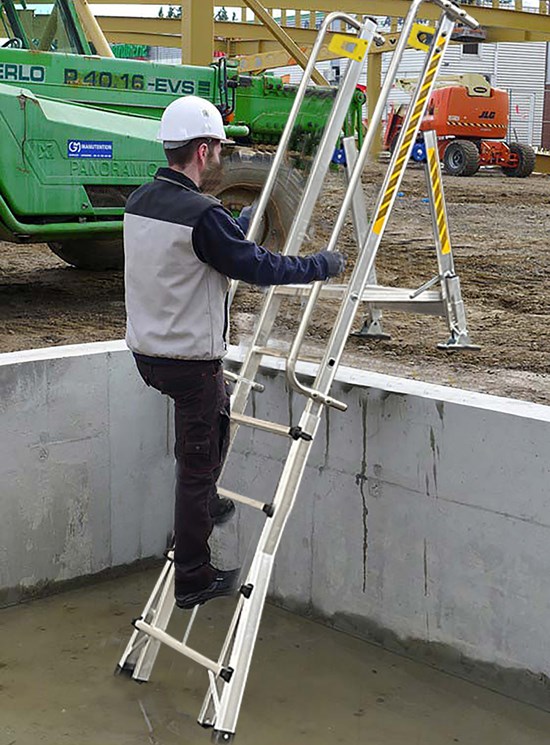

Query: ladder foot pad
[212,730,235,744]
[114,663,135,678]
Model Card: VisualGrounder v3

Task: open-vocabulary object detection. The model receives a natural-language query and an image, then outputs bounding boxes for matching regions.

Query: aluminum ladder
[116,3,479,742]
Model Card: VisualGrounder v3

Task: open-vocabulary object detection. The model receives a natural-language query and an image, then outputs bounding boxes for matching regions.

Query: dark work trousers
[135,357,231,593]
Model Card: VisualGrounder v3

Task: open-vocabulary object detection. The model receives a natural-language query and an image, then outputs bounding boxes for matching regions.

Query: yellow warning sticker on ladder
[427,146,451,255]
[408,23,436,51]
[328,34,368,62]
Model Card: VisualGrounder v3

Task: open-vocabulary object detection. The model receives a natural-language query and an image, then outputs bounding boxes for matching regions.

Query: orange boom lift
[384,74,536,177]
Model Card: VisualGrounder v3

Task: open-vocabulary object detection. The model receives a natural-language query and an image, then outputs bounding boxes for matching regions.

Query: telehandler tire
[502,142,536,178]
[207,149,304,252]
[48,237,124,271]
[443,140,480,177]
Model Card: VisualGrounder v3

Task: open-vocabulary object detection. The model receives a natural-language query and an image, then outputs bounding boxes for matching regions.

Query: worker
[124,96,346,611]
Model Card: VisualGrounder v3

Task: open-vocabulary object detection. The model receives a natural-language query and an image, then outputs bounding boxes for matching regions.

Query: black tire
[502,142,536,178]
[48,237,123,270]
[443,140,480,176]
[207,149,304,251]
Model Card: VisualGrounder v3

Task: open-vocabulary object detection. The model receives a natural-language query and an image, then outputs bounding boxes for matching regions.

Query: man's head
[158,96,230,186]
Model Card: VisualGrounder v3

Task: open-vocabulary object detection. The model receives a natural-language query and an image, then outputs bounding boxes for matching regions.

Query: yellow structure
[91,0,550,57]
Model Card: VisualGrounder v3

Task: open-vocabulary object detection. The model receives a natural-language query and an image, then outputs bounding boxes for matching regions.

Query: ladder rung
[252,345,289,359]
[273,283,444,314]
[223,369,264,392]
[231,412,314,442]
[218,486,273,515]
[252,345,322,365]
[133,619,222,675]
[365,286,442,305]
[231,412,291,437]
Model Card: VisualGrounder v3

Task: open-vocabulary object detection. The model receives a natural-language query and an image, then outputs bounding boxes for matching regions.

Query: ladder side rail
[129,562,177,681]
[212,16,470,727]
[210,551,275,741]
[286,13,457,406]
[423,129,455,278]
[227,10,366,307]
[198,596,246,727]
[116,556,173,674]
[208,400,324,740]
[228,18,378,426]
[119,15,380,703]
[209,31,467,717]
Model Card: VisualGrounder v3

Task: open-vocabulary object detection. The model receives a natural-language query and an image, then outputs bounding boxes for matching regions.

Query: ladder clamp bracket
[262,503,275,518]
[288,426,313,441]
[219,666,234,683]
[239,584,254,599]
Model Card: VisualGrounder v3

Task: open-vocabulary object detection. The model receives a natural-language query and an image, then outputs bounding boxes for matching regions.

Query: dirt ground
[1,161,549,404]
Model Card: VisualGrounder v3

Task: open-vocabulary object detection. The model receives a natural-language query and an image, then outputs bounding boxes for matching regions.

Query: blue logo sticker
[67,140,113,159]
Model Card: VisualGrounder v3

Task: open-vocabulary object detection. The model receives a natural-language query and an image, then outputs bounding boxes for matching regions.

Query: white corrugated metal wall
[149,46,181,64]
[494,42,546,144]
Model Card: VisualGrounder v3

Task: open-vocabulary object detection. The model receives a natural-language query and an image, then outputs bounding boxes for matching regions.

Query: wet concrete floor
[1,568,549,745]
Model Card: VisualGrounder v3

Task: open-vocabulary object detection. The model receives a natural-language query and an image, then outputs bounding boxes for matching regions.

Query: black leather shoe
[175,568,240,610]
[210,497,236,525]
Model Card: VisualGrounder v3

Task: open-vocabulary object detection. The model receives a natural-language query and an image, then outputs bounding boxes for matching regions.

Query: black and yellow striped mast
[424,129,453,261]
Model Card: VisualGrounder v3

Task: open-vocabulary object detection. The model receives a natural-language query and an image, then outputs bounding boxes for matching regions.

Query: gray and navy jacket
[124,167,331,361]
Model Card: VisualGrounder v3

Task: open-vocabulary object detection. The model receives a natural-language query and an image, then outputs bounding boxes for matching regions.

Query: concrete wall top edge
[1,340,548,422]
[0,339,128,366]
[225,346,550,423]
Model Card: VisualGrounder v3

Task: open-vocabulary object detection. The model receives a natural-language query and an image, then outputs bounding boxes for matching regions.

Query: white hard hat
[158,95,232,148]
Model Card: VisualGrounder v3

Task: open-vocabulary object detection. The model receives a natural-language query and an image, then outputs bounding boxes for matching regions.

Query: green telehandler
[0,0,365,268]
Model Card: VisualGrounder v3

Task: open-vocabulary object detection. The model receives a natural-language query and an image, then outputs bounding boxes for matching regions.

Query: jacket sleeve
[192,205,329,285]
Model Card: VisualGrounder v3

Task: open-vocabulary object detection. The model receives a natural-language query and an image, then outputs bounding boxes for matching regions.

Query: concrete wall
[0,342,175,605]
[2,341,550,705]
[218,352,550,706]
